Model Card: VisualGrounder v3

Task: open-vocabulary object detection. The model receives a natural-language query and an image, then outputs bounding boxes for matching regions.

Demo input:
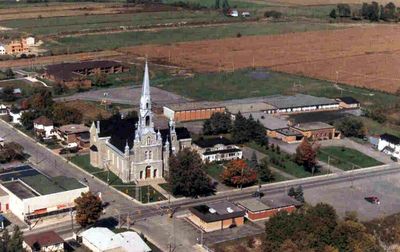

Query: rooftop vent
[227,207,234,213]
[209,208,216,214]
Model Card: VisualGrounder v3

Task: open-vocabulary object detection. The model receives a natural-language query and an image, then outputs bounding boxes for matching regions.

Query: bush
[264,10,282,19]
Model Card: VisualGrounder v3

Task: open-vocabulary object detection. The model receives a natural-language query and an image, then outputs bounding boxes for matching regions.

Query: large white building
[89,62,192,183]
[378,133,400,159]
[0,165,88,222]
[192,137,242,162]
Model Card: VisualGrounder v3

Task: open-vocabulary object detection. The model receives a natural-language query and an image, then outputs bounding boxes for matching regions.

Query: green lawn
[248,142,315,178]
[45,21,341,55]
[204,163,225,181]
[317,146,383,170]
[70,155,165,203]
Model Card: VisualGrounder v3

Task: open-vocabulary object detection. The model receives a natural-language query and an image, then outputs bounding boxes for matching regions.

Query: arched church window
[146,102,149,109]
[145,116,150,126]
[147,136,151,145]
[149,151,152,160]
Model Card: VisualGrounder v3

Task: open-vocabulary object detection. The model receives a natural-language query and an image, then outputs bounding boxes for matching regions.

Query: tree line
[330,1,399,21]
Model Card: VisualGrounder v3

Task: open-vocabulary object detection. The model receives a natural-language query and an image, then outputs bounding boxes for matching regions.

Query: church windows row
[145,151,152,160]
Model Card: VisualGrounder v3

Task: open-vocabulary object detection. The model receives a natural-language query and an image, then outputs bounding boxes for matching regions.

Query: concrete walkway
[319,138,393,164]
[242,146,297,180]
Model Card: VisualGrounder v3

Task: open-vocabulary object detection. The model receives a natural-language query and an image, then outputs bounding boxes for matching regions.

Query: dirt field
[60,100,111,123]
[0,50,122,69]
[122,25,400,93]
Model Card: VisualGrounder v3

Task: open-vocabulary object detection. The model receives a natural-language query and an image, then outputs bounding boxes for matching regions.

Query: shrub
[264,10,282,18]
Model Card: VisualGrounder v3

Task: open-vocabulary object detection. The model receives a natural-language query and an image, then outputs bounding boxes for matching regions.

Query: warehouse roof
[337,96,360,105]
[164,101,224,111]
[380,133,400,145]
[236,195,302,212]
[243,112,288,130]
[264,94,338,109]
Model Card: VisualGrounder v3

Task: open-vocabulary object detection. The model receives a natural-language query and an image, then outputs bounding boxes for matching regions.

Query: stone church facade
[89,62,192,183]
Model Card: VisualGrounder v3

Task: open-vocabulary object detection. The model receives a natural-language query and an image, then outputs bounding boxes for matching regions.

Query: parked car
[365,196,380,205]
[251,191,264,198]
[242,11,250,17]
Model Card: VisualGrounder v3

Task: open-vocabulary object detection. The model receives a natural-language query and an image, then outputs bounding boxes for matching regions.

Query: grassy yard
[204,163,225,181]
[70,155,165,203]
[46,21,341,54]
[247,142,315,178]
[317,146,383,170]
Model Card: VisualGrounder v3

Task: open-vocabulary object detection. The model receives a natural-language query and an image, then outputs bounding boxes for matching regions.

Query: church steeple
[138,60,154,135]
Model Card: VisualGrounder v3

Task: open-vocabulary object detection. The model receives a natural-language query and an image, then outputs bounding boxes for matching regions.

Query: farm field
[127,25,400,93]
[46,21,342,54]
[268,0,400,5]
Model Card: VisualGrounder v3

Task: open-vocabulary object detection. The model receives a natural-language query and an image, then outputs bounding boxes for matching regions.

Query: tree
[221,159,257,187]
[202,112,232,135]
[20,110,40,130]
[74,191,103,228]
[168,148,215,197]
[1,86,16,102]
[249,151,258,170]
[337,3,351,17]
[215,0,220,9]
[9,225,23,252]
[361,2,369,18]
[329,9,337,18]
[288,185,304,203]
[52,103,83,126]
[295,139,317,172]
[335,117,365,138]
[5,68,14,79]
[259,158,274,182]
[29,88,54,113]
[1,228,10,252]
[94,72,108,87]
[232,112,250,143]
[367,1,380,21]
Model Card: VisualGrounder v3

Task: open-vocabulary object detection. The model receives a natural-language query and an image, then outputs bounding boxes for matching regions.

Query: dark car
[251,191,264,198]
[365,196,380,205]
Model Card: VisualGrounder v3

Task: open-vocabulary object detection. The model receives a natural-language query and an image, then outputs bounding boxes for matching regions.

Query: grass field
[1,11,229,36]
[46,21,341,54]
[70,155,165,203]
[317,146,383,170]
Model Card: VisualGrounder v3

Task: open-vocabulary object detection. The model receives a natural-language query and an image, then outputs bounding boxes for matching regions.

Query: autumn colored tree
[295,139,317,172]
[168,148,215,197]
[52,103,83,126]
[221,159,257,187]
[74,192,103,228]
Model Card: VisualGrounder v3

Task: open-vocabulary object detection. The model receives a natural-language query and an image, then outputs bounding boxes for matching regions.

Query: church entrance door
[145,166,151,179]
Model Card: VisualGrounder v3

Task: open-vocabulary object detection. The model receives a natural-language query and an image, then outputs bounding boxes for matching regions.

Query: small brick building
[236,195,302,221]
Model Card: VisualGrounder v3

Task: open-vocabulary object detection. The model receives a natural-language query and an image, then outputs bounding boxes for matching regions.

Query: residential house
[33,116,55,139]
[378,133,400,159]
[0,44,5,55]
[23,231,64,252]
[236,195,302,221]
[8,109,23,125]
[6,39,29,55]
[57,124,90,148]
[192,137,242,162]
[188,201,245,232]
[79,227,151,252]
[0,104,8,115]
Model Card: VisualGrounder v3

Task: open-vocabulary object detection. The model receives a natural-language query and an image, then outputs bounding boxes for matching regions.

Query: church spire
[137,60,155,135]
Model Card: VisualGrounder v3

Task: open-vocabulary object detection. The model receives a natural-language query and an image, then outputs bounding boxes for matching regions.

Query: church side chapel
[89,61,192,183]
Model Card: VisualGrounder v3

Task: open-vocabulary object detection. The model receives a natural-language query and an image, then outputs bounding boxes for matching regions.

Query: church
[89,62,192,183]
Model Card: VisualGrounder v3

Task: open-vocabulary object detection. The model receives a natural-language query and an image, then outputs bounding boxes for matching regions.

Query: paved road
[0,120,138,214]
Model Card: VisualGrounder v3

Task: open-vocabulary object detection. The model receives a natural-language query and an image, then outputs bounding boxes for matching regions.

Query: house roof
[292,121,334,131]
[236,195,302,212]
[190,201,245,223]
[58,124,89,134]
[380,133,400,145]
[80,227,151,252]
[276,128,303,136]
[23,231,64,249]
[204,148,241,155]
[337,96,360,104]
[33,116,53,126]
[193,137,233,148]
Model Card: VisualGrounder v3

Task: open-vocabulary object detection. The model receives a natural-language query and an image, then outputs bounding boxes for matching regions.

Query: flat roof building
[0,165,88,221]
[23,231,64,252]
[236,195,302,221]
[188,201,245,232]
[291,122,340,141]
[163,101,225,122]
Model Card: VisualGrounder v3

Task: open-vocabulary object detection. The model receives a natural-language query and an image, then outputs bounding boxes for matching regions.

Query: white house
[378,133,400,159]
[23,231,64,252]
[0,104,8,115]
[192,137,242,162]
[25,37,35,46]
[33,116,56,139]
[0,44,5,55]
[8,110,23,125]
[80,227,151,252]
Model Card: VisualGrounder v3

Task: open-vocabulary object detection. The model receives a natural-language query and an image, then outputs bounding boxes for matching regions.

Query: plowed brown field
[122,25,400,93]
